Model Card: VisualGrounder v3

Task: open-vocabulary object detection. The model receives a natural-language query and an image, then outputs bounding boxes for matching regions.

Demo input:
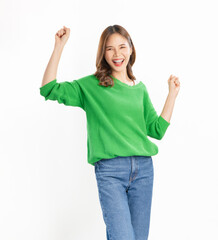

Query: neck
[111,70,131,83]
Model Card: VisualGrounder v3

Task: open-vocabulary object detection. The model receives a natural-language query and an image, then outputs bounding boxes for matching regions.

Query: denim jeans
[94,155,154,240]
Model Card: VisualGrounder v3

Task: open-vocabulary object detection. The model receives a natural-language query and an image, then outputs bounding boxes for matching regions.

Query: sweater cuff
[158,115,170,132]
[39,79,57,97]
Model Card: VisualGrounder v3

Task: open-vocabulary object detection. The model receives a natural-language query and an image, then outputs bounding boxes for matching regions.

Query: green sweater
[39,74,170,166]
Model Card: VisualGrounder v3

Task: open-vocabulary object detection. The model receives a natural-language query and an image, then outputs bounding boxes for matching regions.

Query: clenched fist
[168,74,180,98]
[55,26,70,48]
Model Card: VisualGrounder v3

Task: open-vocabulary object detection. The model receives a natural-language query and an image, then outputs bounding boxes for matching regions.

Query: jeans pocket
[97,157,121,168]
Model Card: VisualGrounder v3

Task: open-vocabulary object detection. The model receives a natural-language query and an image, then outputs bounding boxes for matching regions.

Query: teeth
[113,59,123,63]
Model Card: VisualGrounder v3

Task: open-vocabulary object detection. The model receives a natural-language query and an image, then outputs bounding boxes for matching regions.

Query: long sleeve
[39,79,85,110]
[143,85,170,140]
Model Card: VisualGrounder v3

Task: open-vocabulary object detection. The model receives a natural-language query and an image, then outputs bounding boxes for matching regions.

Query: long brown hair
[93,25,136,87]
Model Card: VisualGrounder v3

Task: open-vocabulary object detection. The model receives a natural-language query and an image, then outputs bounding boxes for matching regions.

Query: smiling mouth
[112,59,124,66]
[112,59,124,62]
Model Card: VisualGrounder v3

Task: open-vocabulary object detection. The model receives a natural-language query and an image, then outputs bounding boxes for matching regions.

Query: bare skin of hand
[159,74,180,123]
[168,74,180,98]
[55,26,71,48]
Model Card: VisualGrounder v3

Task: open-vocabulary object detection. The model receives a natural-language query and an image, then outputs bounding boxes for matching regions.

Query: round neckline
[109,74,143,88]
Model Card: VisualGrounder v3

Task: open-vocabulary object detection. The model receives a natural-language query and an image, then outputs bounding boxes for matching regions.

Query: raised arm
[143,85,170,140]
[160,74,180,122]
[39,26,85,110]
[41,26,70,87]
[144,75,180,140]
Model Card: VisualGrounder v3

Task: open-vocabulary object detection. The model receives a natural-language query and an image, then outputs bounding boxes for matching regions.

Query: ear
[130,47,133,55]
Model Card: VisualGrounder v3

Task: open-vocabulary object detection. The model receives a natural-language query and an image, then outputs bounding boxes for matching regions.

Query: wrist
[54,43,65,52]
[168,92,177,99]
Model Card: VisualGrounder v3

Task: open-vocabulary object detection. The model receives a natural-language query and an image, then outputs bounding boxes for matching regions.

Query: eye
[106,46,125,51]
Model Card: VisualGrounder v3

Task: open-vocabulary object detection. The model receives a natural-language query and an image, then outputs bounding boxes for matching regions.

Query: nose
[113,48,121,57]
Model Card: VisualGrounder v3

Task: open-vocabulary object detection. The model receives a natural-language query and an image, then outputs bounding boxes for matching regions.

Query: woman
[40,25,180,240]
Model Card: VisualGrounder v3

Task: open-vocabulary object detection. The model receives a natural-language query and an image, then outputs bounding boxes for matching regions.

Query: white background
[1,0,218,239]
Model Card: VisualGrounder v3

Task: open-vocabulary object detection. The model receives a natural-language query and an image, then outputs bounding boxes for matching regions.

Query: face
[104,33,132,73]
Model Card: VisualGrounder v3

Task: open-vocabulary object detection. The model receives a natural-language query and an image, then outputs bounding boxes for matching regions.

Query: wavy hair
[93,25,136,87]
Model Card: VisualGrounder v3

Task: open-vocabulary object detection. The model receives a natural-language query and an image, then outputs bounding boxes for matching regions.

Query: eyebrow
[105,44,126,48]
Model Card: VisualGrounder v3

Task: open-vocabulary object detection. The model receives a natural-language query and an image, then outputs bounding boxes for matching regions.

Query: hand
[168,74,180,98]
[54,26,70,48]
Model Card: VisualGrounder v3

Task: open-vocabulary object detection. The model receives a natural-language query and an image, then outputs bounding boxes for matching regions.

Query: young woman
[40,25,180,240]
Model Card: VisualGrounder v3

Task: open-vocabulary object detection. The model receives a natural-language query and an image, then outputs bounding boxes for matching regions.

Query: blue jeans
[94,155,154,240]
